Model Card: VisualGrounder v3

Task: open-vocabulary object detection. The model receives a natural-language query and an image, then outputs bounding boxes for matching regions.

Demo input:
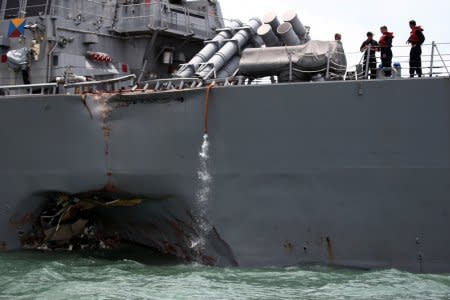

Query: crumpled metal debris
[44,219,88,242]
[21,189,238,267]
[23,191,145,250]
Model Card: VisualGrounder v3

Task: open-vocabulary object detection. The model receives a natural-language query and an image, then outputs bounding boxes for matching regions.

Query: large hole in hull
[19,189,237,267]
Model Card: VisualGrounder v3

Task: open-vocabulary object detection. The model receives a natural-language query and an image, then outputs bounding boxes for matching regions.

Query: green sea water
[0,252,449,300]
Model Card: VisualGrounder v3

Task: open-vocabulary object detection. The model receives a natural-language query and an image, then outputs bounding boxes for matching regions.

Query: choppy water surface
[0,252,449,300]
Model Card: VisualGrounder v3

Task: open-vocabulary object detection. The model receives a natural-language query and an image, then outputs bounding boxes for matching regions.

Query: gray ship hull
[1,77,449,272]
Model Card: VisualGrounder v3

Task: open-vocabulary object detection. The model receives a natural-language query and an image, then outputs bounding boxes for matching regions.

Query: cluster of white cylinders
[173,10,308,80]
[175,18,261,79]
[175,19,243,78]
[195,18,262,80]
[257,10,309,47]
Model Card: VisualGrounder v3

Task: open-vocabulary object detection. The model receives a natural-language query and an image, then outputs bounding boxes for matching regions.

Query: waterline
[1,252,449,300]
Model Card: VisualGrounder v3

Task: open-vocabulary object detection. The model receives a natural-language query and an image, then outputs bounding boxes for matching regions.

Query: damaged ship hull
[1,77,450,272]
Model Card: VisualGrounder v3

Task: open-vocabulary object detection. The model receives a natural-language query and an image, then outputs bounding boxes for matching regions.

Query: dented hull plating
[1,78,450,272]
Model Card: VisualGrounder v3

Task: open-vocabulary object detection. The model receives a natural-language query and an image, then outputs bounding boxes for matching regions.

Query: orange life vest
[409,26,424,45]
[379,32,394,47]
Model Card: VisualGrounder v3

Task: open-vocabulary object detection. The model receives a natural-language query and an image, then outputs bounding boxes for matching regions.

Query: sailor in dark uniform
[407,20,425,77]
[360,32,379,79]
[378,26,394,77]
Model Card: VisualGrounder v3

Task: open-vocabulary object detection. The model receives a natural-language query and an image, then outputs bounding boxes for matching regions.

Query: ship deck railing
[0,2,49,19]
[0,41,449,96]
[0,83,58,96]
[0,0,222,40]
[345,42,450,80]
[0,0,116,20]
[0,75,136,97]
[113,0,226,39]
[138,78,203,91]
[50,2,116,23]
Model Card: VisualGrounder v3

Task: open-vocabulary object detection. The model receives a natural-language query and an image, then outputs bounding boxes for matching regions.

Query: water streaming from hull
[190,134,213,251]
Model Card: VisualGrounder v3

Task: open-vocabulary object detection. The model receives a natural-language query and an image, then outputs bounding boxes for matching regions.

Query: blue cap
[393,62,401,67]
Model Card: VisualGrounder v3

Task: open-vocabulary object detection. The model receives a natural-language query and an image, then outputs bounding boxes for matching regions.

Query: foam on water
[1,252,449,300]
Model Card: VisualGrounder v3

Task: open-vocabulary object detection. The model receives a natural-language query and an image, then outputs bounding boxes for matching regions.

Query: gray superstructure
[0,0,449,273]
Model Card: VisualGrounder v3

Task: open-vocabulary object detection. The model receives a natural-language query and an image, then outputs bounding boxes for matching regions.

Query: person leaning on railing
[378,26,394,77]
[407,20,425,78]
[360,32,379,79]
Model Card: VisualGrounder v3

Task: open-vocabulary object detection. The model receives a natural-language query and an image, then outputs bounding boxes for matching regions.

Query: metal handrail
[351,41,450,79]
[63,74,136,88]
[119,2,220,20]
[0,82,57,89]
[0,75,135,97]
[114,1,225,35]
[51,4,115,21]
[0,83,58,96]
[139,77,203,91]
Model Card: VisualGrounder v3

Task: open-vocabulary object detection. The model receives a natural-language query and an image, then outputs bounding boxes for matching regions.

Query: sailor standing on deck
[407,20,425,77]
[378,26,394,77]
[360,32,379,79]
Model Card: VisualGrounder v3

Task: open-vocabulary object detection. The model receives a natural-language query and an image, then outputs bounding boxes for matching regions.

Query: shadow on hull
[15,188,238,267]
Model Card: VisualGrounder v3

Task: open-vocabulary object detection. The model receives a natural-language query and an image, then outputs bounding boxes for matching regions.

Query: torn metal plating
[20,189,238,267]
